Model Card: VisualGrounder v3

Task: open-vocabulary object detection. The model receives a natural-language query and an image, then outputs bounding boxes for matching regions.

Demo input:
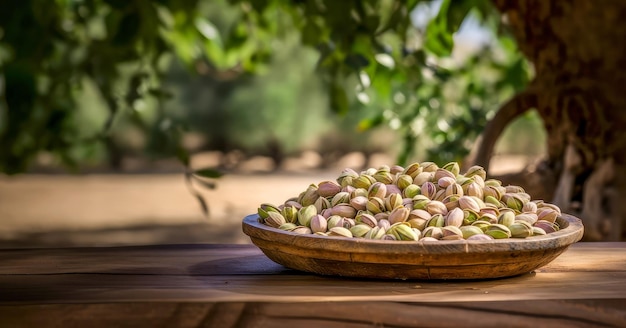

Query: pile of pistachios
[257,162,562,241]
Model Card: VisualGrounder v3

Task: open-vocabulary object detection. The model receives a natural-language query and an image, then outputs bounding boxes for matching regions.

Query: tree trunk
[480,0,626,240]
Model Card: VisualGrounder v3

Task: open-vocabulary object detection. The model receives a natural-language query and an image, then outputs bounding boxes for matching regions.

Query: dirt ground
[0,155,529,248]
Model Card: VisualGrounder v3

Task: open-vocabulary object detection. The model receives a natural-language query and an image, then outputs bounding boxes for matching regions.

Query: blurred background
[0,0,553,247]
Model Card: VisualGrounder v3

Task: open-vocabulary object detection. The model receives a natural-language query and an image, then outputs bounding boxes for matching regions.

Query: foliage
[0,0,530,174]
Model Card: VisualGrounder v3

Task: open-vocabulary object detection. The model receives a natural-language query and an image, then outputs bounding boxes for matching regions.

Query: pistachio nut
[396,174,414,190]
[402,184,421,198]
[460,225,484,239]
[355,212,377,228]
[265,211,287,228]
[368,182,387,199]
[278,223,298,231]
[445,207,464,227]
[349,196,368,211]
[388,206,410,224]
[366,197,386,214]
[403,162,422,178]
[310,214,328,233]
[328,227,353,238]
[383,193,403,211]
[258,203,280,219]
[350,224,372,237]
[485,224,512,239]
[413,172,433,186]
[330,204,356,218]
[317,181,341,198]
[297,205,317,227]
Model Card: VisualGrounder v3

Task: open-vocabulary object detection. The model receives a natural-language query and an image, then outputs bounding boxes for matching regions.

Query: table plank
[1,243,625,305]
[1,243,625,276]
[1,300,625,328]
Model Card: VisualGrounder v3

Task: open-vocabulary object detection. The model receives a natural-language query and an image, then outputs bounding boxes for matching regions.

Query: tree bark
[485,0,626,240]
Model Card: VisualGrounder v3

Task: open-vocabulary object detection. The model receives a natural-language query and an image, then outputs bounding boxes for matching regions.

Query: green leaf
[193,167,224,178]
[176,147,190,167]
[424,0,454,57]
[329,82,349,115]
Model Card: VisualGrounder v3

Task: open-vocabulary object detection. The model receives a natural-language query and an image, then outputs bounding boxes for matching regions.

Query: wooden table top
[1,242,625,327]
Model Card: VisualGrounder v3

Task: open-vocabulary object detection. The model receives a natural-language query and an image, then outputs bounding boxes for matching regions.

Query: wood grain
[0,242,625,327]
[1,300,625,328]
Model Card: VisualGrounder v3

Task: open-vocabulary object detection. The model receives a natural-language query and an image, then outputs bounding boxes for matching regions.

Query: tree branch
[471,86,538,172]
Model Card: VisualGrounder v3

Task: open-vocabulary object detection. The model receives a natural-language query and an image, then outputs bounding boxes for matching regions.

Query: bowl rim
[242,213,584,255]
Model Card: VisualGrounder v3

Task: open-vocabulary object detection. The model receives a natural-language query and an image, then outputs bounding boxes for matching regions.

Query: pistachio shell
[328,227,353,238]
[258,203,280,219]
[278,223,298,231]
[391,165,405,175]
[382,234,397,241]
[355,212,377,228]
[368,182,387,199]
[317,181,341,198]
[403,162,422,178]
[425,200,448,215]
[532,226,547,236]
[366,197,386,214]
[350,224,372,237]
[445,207,464,227]
[442,225,463,239]
[485,224,512,239]
[412,195,430,210]
[434,168,455,181]
[364,226,386,239]
[327,215,344,229]
[515,213,538,225]
[299,184,319,206]
[265,211,287,228]
[460,226,484,239]
[373,171,393,184]
[310,214,328,233]
[437,176,456,188]
[442,161,460,176]
[420,162,439,172]
[314,196,331,213]
[467,234,494,241]
[421,181,437,199]
[374,212,389,222]
[297,205,317,227]
[509,221,533,238]
[471,220,492,232]
[413,172,433,186]
[420,236,440,242]
[497,211,516,227]
[337,168,359,187]
[422,226,443,239]
[349,196,368,211]
[402,184,421,198]
[353,175,375,189]
[377,219,391,230]
[385,193,404,211]
[388,206,410,224]
[281,206,299,224]
[458,196,481,212]
[331,191,351,207]
[464,165,486,180]
[330,204,356,218]
[396,174,414,190]
[292,226,312,234]
[426,213,445,227]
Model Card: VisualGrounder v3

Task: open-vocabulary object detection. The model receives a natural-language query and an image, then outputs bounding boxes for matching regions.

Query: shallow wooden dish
[242,214,584,280]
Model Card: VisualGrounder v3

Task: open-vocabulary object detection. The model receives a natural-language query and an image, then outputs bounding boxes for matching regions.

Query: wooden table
[1,242,625,327]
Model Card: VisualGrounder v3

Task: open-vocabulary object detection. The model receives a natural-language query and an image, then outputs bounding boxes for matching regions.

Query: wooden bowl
[242,214,584,280]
